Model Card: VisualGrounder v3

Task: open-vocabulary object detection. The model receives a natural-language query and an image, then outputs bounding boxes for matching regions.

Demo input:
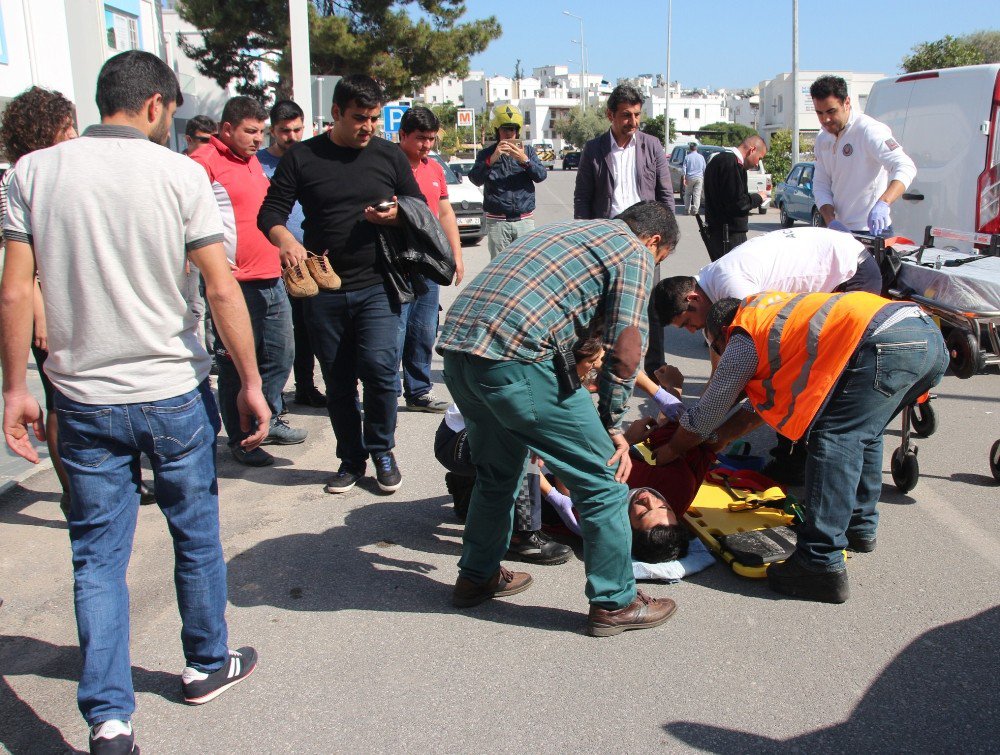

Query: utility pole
[664,0,672,147]
[564,11,586,111]
[289,0,313,134]
[791,0,800,164]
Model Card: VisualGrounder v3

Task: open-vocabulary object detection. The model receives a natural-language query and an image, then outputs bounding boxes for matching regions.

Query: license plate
[457,217,481,227]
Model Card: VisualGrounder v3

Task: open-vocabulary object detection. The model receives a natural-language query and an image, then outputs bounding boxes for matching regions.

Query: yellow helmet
[489,103,524,133]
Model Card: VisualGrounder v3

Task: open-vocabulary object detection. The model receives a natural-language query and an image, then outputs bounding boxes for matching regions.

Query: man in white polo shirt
[810,75,916,235]
[1,51,268,755]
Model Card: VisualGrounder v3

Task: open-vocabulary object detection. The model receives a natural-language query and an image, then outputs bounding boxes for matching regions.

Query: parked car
[429,153,485,244]
[562,151,581,170]
[448,158,476,180]
[667,144,770,214]
[774,161,825,228]
[865,63,1000,248]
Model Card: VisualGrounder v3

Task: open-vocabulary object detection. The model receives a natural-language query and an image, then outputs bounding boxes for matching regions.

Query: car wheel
[779,205,794,228]
[810,208,825,227]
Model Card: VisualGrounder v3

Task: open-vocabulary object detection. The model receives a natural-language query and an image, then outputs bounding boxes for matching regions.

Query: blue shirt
[256,147,305,243]
[683,150,706,179]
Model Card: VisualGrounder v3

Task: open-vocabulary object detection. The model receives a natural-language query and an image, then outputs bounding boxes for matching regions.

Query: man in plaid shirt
[439,201,682,637]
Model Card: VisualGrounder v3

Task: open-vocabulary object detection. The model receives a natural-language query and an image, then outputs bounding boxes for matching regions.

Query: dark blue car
[774,161,825,228]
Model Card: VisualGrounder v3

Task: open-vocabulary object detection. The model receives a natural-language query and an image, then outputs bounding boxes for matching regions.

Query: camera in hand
[374,200,396,212]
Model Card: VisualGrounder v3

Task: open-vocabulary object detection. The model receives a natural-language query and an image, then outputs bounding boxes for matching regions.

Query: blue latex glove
[867,200,891,235]
[827,219,850,233]
[545,489,581,536]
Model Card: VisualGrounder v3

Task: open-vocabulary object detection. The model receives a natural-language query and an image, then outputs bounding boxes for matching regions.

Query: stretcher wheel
[946,330,984,379]
[910,401,937,438]
[990,440,1000,483]
[891,447,919,493]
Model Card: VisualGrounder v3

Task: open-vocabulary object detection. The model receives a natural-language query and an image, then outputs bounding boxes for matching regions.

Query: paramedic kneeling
[654,292,947,603]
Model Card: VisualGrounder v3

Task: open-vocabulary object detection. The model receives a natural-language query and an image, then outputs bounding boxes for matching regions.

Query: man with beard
[1,50,266,753]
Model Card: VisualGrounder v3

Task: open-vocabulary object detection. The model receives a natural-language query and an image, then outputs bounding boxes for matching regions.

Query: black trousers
[644,262,665,374]
[706,227,748,262]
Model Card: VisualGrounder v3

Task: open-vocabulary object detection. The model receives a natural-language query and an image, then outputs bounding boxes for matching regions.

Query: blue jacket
[468,142,547,217]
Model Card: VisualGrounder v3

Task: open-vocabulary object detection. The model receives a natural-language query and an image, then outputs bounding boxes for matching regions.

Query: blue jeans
[799,314,947,571]
[305,283,401,468]
[397,277,440,400]
[55,381,229,725]
[214,278,293,446]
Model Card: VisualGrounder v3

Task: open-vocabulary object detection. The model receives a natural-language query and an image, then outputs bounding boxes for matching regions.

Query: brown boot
[305,253,341,291]
[452,566,533,608]
[587,590,677,637]
[283,261,318,298]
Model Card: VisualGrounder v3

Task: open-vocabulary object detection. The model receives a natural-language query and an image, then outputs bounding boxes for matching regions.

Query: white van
[865,64,1000,248]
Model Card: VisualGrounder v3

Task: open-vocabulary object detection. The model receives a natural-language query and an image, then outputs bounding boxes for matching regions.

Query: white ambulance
[865,64,1000,248]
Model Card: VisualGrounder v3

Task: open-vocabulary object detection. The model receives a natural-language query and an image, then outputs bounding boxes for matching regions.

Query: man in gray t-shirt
[1,51,268,754]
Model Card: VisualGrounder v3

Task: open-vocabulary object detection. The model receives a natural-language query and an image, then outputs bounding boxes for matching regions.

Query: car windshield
[429,154,461,185]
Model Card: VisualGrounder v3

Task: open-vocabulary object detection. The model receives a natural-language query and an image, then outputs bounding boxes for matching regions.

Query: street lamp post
[563,11,586,111]
[316,77,326,133]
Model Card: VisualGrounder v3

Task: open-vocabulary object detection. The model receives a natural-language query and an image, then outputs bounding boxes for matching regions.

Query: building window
[683,108,689,118]
[695,108,700,118]
[524,111,531,125]
[106,6,139,51]
[777,95,784,113]
[858,94,868,112]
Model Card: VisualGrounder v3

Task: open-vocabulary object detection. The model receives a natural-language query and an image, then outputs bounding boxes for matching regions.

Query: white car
[430,153,485,244]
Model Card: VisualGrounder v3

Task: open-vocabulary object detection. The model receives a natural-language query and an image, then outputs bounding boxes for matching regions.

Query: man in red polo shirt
[191,96,306,465]
[395,107,463,413]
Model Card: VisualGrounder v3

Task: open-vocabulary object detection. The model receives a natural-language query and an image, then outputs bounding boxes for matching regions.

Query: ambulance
[865,64,1000,248]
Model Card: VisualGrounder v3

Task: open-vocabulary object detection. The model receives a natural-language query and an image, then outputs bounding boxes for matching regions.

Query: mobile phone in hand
[505,139,523,150]
[374,200,396,212]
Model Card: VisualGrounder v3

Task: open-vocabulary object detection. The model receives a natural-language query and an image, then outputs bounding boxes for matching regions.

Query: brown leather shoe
[452,566,533,608]
[587,590,677,637]
[305,253,341,291]
[283,262,318,298]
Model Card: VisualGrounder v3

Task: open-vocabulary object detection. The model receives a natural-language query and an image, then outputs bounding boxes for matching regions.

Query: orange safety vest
[728,291,891,441]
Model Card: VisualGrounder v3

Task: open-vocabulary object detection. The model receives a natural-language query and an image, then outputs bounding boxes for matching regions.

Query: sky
[457,0,997,90]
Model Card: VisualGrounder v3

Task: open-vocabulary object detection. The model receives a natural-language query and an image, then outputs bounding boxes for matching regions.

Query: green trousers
[443,351,636,610]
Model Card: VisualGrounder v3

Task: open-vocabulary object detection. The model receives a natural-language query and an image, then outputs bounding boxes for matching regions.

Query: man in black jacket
[703,136,768,261]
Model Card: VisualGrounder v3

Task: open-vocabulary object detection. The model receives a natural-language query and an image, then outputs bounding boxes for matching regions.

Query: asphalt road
[1,168,998,754]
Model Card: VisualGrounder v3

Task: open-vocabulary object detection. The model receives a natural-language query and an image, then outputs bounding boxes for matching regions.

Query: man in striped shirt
[438,200,682,637]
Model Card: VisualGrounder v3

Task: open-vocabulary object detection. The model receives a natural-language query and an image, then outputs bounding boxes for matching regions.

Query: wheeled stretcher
[861,228,1000,488]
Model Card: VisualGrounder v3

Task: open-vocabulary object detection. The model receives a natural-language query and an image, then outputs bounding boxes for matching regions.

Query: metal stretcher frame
[869,227,1000,488]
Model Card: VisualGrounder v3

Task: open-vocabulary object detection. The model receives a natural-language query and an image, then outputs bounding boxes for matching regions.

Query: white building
[1,0,166,136]
[758,70,884,144]
[417,73,465,105]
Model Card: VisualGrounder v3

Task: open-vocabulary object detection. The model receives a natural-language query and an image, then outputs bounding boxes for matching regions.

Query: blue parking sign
[382,105,409,135]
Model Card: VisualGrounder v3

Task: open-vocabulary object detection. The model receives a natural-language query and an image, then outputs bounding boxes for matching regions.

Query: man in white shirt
[573,83,675,374]
[653,227,882,332]
[810,75,917,236]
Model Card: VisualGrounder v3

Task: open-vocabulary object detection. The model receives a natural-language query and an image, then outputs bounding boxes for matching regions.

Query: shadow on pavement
[0,635,180,754]
[663,606,1000,753]
[225,495,582,633]
[0,484,67,530]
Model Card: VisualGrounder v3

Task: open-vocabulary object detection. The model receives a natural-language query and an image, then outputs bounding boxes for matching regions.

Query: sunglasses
[191,135,212,144]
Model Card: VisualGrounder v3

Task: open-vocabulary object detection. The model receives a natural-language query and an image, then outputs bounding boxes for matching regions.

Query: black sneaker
[89,719,138,754]
[293,386,327,408]
[139,481,156,506]
[182,646,258,705]
[506,530,573,565]
[373,452,402,493]
[767,554,849,603]
[846,533,877,553]
[230,446,275,467]
[325,465,364,493]
[405,393,449,413]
